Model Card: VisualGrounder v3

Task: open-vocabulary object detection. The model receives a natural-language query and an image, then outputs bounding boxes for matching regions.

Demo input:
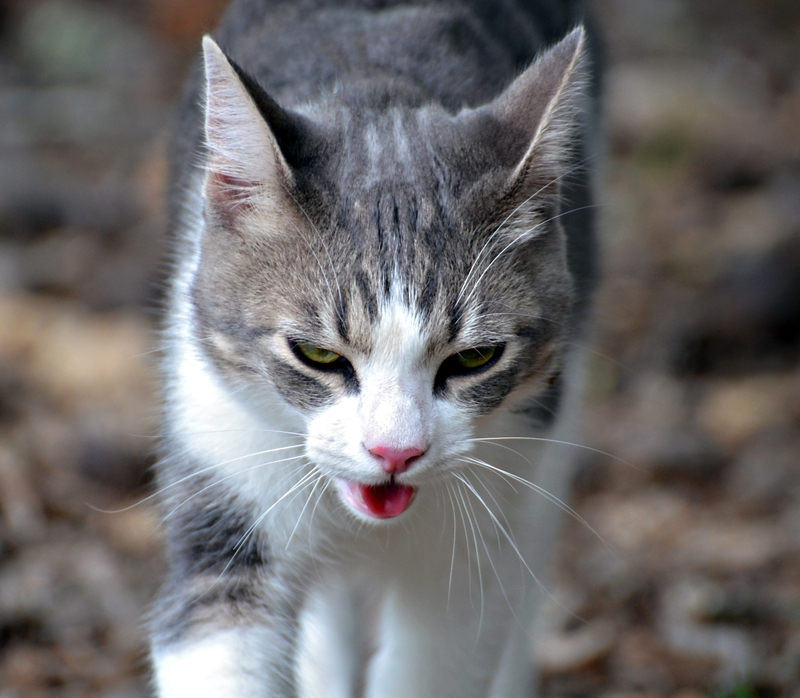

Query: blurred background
[0,0,798,696]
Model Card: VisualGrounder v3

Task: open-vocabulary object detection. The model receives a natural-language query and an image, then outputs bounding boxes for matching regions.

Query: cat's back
[215,0,582,105]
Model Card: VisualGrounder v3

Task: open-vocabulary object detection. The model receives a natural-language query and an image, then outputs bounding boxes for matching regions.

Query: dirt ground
[0,1,798,696]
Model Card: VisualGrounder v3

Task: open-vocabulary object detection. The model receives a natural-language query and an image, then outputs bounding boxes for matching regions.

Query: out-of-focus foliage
[0,0,797,696]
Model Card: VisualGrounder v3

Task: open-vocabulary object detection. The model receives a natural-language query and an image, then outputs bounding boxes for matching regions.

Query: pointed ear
[201,36,294,224]
[471,27,589,233]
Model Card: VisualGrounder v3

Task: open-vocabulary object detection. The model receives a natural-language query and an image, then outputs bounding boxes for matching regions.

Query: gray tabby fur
[152,0,598,696]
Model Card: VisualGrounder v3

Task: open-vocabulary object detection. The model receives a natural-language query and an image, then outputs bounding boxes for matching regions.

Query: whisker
[455,155,596,306]
[162,454,309,525]
[460,203,601,311]
[444,482,459,607]
[285,216,343,321]
[234,466,320,554]
[467,436,632,467]
[454,472,515,623]
[453,468,549,599]
[467,469,514,547]
[182,429,306,438]
[307,478,331,544]
[282,189,346,329]
[87,443,307,515]
[455,481,484,627]
[461,454,615,557]
[186,463,317,607]
[469,306,579,335]
[563,340,628,369]
[457,478,497,640]
[452,482,473,604]
[456,471,577,634]
[456,486,483,628]
[286,472,326,549]
[437,486,448,541]
[126,347,165,359]
[470,439,533,484]
[471,303,630,369]
[466,305,631,371]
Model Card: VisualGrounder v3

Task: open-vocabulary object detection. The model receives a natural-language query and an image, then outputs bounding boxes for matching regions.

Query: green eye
[295,343,343,365]
[434,344,503,390]
[455,346,496,370]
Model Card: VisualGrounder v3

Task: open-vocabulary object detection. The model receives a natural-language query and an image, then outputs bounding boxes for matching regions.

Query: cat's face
[189,33,586,521]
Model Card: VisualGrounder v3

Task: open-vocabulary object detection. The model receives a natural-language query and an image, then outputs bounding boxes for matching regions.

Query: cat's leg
[153,624,294,698]
[488,610,538,698]
[296,580,364,698]
[361,495,525,698]
[149,489,308,698]
[364,568,519,698]
[151,565,305,698]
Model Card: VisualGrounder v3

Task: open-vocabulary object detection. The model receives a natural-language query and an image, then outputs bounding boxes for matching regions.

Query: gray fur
[154,0,597,694]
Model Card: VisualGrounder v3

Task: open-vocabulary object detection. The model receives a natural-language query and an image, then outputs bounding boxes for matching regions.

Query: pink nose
[369,446,425,475]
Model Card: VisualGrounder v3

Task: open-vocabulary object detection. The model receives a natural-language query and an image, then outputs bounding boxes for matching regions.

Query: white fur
[154,626,286,698]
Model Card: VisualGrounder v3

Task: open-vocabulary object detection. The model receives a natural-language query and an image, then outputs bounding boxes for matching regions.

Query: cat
[151,1,597,696]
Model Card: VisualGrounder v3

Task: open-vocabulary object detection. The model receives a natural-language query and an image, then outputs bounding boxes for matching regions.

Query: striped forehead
[350,109,417,184]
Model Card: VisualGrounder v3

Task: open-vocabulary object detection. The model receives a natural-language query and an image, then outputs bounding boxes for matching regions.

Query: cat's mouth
[339,478,416,519]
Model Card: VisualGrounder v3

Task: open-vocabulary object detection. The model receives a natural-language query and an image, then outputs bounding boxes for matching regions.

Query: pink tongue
[360,482,415,518]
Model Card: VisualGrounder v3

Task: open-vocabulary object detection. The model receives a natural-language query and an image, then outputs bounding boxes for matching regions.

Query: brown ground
[0,1,798,696]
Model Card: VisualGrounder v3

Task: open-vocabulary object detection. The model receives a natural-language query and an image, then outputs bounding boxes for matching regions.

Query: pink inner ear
[207,170,261,220]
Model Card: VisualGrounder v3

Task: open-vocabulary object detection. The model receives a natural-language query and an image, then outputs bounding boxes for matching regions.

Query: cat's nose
[368,446,425,475]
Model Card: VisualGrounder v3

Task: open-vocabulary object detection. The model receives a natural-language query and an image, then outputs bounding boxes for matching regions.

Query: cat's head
[189,30,588,522]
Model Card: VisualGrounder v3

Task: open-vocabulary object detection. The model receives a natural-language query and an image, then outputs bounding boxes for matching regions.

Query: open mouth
[339,478,416,519]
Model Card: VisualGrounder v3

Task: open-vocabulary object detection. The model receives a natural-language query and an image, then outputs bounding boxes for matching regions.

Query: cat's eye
[293,342,344,366]
[290,340,356,383]
[454,347,496,370]
[434,344,504,391]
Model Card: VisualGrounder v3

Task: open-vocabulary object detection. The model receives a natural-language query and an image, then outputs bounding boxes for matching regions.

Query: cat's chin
[338,479,416,520]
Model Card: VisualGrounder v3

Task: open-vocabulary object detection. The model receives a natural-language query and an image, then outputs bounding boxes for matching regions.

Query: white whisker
[286,472,326,549]
[283,189,346,327]
[285,216,342,319]
[468,469,514,547]
[454,472,516,622]
[444,482,459,607]
[162,454,309,525]
[452,482,473,603]
[468,436,631,467]
[234,467,321,554]
[455,480,484,630]
[453,466,550,602]
[455,156,596,306]
[188,465,320,608]
[461,454,615,557]
[460,203,600,311]
[87,443,306,515]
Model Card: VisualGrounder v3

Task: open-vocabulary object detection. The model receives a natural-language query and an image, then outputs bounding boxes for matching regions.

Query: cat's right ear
[201,36,295,226]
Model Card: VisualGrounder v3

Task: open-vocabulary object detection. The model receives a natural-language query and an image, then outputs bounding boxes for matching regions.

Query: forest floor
[0,1,798,696]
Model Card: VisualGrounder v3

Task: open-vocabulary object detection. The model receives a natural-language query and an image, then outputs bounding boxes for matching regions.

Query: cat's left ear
[468,27,589,233]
